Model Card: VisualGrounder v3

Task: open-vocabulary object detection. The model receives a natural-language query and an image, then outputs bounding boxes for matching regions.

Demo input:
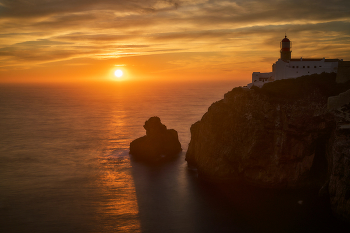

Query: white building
[250,72,274,88]
[247,36,342,88]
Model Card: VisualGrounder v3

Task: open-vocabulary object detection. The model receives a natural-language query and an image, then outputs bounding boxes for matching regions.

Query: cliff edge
[186,73,350,221]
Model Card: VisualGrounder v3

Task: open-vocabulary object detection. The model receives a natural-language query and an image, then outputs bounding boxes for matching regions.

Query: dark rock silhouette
[328,101,350,222]
[186,85,333,187]
[186,73,350,222]
[130,117,182,162]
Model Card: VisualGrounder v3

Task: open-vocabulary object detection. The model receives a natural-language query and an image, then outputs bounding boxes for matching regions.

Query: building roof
[289,58,340,62]
[282,36,290,42]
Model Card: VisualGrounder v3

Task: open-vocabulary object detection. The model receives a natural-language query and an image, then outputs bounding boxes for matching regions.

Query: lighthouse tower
[280,35,292,61]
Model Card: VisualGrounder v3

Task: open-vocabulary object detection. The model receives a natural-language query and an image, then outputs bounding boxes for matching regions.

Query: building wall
[248,72,274,88]
[252,72,274,82]
[273,58,339,80]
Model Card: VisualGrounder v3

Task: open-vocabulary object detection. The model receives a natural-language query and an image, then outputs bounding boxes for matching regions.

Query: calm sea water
[0,80,348,233]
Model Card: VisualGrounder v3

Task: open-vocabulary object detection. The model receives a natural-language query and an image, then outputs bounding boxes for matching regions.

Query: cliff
[186,73,350,221]
[328,98,350,222]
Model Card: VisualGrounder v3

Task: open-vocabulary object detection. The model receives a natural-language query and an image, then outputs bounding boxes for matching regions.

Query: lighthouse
[280,35,292,61]
[248,35,342,88]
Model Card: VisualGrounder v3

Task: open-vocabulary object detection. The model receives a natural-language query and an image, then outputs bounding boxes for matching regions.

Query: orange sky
[1,0,350,83]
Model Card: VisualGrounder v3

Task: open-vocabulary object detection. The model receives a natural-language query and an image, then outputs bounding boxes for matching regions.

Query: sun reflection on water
[95,100,141,232]
[98,156,141,232]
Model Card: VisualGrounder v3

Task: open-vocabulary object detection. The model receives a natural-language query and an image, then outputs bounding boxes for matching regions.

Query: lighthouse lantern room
[280,35,292,61]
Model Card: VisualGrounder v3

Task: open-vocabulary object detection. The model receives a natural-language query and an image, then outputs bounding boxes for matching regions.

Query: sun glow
[114,69,123,78]
[112,69,127,81]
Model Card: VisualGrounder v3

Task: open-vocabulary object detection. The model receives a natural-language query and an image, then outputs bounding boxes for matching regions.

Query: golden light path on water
[95,95,141,232]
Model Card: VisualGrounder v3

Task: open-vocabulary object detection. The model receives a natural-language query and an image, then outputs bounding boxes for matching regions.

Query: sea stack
[130,116,182,162]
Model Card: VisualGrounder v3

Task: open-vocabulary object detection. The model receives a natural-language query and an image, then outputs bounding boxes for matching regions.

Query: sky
[0,0,350,83]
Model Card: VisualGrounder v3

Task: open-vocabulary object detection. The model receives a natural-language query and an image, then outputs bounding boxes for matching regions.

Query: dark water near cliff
[0,81,348,233]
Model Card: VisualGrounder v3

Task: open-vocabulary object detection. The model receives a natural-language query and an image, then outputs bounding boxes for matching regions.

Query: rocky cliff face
[328,102,350,222]
[186,87,334,188]
[185,74,350,221]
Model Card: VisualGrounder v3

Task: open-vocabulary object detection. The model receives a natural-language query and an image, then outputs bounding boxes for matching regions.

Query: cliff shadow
[129,152,254,233]
[129,151,350,233]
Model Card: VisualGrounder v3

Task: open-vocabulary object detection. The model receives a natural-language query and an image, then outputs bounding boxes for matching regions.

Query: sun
[114,69,123,78]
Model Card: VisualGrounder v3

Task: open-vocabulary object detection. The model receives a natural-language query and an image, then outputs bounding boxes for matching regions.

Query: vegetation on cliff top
[251,72,350,102]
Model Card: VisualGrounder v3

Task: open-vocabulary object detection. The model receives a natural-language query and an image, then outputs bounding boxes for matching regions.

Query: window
[307,66,310,68]
[296,66,299,68]
[314,66,316,68]
[303,66,305,68]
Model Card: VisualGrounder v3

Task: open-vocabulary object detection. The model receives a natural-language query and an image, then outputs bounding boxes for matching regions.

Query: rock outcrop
[185,73,350,221]
[328,102,350,222]
[186,87,333,188]
[130,117,182,162]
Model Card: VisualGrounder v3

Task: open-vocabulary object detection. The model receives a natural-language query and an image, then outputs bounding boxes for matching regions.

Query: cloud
[54,33,138,42]
[15,39,73,46]
[0,0,183,18]
[179,0,350,28]
[0,0,350,80]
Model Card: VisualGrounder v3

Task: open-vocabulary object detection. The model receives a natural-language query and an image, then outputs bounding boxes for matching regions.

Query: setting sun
[114,69,123,78]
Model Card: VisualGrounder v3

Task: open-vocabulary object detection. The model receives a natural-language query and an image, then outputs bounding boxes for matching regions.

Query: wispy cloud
[0,0,349,81]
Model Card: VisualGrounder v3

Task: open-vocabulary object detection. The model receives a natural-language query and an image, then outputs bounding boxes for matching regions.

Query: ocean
[0,80,348,233]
